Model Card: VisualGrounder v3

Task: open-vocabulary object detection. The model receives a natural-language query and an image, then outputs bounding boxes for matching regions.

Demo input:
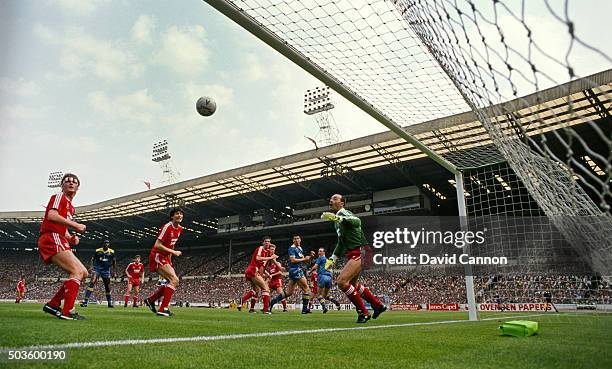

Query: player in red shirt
[124,255,145,307]
[39,173,88,320]
[15,275,26,303]
[239,236,277,314]
[308,270,318,310]
[265,244,287,312]
[144,208,184,317]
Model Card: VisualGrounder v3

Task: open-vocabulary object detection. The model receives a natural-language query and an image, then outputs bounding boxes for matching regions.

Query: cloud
[88,89,161,126]
[63,28,144,80]
[69,135,101,153]
[33,23,59,43]
[46,0,110,16]
[0,104,39,122]
[35,26,145,81]
[241,53,265,81]
[131,15,156,44]
[0,78,41,97]
[154,25,209,76]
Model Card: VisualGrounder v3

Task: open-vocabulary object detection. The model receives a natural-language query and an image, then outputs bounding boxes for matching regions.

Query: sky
[0,0,610,212]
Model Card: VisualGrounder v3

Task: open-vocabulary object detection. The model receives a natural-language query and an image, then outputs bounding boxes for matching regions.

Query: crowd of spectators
[2,250,610,306]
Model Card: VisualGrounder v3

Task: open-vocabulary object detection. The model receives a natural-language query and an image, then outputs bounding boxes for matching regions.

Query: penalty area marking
[1,314,552,352]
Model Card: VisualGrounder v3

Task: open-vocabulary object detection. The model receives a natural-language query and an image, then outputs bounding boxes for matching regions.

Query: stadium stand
[2,247,610,306]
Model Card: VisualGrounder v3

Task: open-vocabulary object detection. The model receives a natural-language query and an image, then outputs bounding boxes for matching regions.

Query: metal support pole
[228,239,232,276]
[456,172,478,321]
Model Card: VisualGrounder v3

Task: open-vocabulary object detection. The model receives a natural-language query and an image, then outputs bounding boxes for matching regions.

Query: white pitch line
[0,314,550,352]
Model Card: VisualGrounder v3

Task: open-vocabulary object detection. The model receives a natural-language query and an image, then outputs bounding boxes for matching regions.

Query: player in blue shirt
[310,248,341,313]
[269,235,314,314]
[81,240,116,308]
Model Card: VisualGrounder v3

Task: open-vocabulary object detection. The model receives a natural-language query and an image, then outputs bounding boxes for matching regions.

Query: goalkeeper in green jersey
[321,194,386,323]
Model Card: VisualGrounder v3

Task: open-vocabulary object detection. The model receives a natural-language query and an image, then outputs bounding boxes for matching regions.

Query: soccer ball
[196,96,216,117]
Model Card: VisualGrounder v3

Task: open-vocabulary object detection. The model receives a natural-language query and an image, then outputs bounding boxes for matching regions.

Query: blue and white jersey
[93,248,115,271]
[315,256,332,277]
[288,245,305,270]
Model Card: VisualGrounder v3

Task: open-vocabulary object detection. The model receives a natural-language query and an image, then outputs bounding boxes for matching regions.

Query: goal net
[203,0,612,316]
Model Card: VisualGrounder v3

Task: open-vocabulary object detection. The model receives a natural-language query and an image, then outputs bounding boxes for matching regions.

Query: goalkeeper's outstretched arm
[321,212,361,228]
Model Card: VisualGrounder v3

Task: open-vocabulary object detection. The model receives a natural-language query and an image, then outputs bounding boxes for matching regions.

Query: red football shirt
[310,272,318,285]
[267,261,282,280]
[150,222,183,256]
[126,262,144,278]
[16,280,25,291]
[40,193,74,236]
[247,246,269,271]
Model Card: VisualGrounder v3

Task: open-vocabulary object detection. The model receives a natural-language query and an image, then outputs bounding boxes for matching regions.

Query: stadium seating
[1,249,610,305]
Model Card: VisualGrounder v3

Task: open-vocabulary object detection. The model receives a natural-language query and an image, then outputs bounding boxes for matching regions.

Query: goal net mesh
[207,0,612,309]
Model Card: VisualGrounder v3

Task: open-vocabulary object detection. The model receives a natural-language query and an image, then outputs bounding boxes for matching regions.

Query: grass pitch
[1,303,610,369]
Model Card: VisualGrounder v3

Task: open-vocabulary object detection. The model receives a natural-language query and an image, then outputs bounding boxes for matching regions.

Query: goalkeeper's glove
[321,212,344,222]
[324,255,337,271]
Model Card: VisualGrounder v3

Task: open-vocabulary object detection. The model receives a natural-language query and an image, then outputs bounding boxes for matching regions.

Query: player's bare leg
[238,286,257,311]
[249,282,261,312]
[145,280,166,313]
[47,250,88,320]
[320,287,341,311]
[296,277,312,314]
[102,276,113,308]
[285,280,297,297]
[249,275,271,314]
[125,283,133,307]
[349,265,386,319]
[81,271,99,307]
[275,286,287,311]
[336,259,370,322]
[156,264,179,316]
[317,287,333,313]
[133,285,140,307]
[270,278,311,313]
[270,279,296,312]
[239,281,261,312]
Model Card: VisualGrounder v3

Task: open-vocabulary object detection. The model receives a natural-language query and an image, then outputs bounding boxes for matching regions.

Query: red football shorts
[345,248,361,261]
[38,232,71,265]
[128,277,141,287]
[149,253,172,272]
[244,266,257,281]
[269,277,283,290]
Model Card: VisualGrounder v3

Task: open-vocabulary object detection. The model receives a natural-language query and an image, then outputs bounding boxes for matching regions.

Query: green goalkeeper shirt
[332,208,368,259]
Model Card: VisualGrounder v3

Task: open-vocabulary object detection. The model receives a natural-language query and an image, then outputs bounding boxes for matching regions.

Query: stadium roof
[0,69,610,247]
